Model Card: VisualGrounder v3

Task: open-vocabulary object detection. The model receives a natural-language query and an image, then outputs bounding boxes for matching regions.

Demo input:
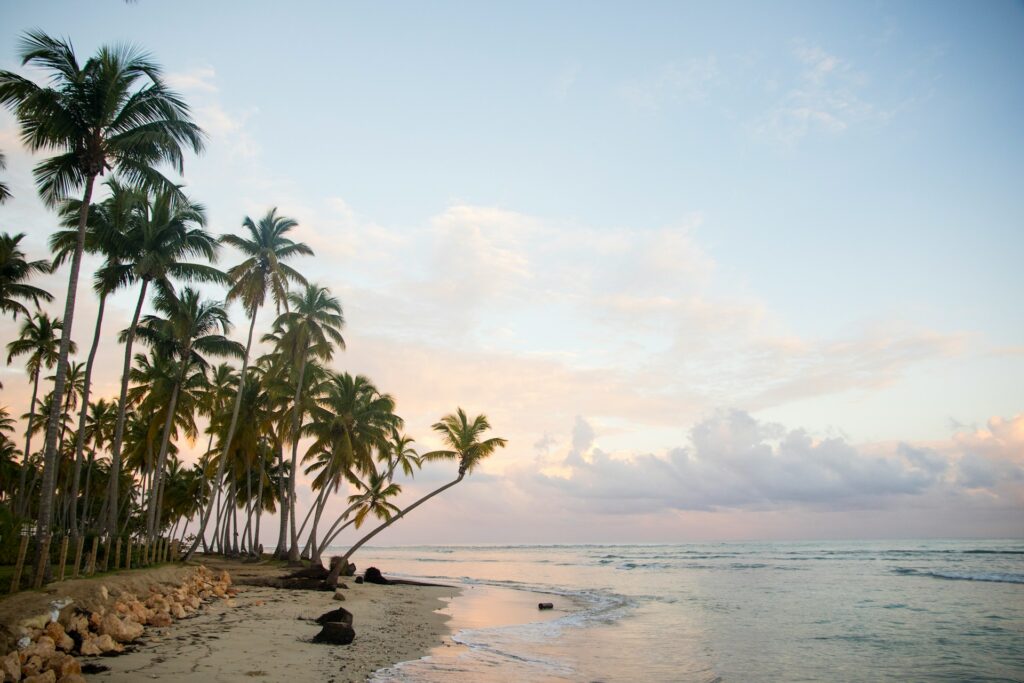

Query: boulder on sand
[363,567,390,585]
[315,607,353,626]
[312,622,355,645]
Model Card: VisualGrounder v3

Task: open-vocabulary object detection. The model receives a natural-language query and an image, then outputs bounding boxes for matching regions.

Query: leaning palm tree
[273,284,346,562]
[339,409,506,566]
[185,208,312,560]
[0,30,204,558]
[132,287,244,541]
[104,187,222,536]
[0,232,52,320]
[6,313,72,516]
[317,427,420,556]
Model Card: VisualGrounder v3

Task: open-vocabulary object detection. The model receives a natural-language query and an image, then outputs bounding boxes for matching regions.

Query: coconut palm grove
[0,31,507,587]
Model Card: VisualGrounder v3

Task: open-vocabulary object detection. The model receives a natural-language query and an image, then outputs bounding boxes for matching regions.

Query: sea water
[349,540,1024,682]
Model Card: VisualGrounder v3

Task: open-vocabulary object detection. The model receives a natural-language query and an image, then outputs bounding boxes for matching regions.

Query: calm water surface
[347,540,1024,682]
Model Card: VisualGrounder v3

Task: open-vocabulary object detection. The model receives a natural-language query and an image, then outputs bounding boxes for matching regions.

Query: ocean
[344,540,1024,682]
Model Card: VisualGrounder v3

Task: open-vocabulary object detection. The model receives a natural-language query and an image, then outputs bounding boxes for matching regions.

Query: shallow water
[350,540,1024,682]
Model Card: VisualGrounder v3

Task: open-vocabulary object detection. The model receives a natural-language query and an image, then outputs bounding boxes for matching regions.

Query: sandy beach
[89,578,459,683]
[0,558,461,683]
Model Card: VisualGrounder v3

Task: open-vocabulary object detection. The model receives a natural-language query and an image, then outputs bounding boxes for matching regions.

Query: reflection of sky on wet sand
[436,584,574,632]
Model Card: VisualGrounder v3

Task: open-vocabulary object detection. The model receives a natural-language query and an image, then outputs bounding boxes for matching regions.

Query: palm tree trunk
[70,294,106,537]
[81,451,94,531]
[244,456,253,554]
[273,443,288,558]
[287,354,309,562]
[105,277,149,536]
[34,173,96,577]
[341,472,465,566]
[147,370,184,540]
[319,460,400,555]
[15,369,41,517]
[254,452,265,556]
[184,309,258,561]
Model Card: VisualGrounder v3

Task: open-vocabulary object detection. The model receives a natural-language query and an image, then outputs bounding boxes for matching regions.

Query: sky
[0,0,1021,544]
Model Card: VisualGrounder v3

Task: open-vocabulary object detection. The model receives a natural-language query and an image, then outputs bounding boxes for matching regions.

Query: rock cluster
[2,566,234,682]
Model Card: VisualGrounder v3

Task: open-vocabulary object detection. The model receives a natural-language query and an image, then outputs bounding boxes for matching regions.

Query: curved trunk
[34,173,96,577]
[185,309,257,561]
[341,472,465,566]
[319,460,400,555]
[106,277,149,536]
[70,294,107,536]
[15,369,41,517]
[287,354,309,562]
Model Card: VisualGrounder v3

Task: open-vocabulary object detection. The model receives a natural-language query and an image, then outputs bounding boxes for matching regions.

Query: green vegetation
[0,30,505,581]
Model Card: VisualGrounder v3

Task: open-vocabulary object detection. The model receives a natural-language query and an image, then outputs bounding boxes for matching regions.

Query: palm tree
[79,398,115,532]
[0,406,20,503]
[0,232,52,320]
[52,180,140,536]
[185,208,312,560]
[0,150,10,204]
[6,313,73,515]
[132,287,244,541]
[196,363,238,551]
[104,187,222,536]
[271,284,346,561]
[340,409,506,566]
[317,427,420,556]
[0,31,204,559]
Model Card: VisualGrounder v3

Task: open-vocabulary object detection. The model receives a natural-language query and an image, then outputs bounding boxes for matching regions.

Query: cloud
[521,411,1024,516]
[619,56,719,111]
[165,66,219,94]
[752,43,886,143]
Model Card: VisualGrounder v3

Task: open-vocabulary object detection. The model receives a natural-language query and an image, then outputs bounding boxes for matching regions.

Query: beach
[0,558,461,683]
[89,576,459,683]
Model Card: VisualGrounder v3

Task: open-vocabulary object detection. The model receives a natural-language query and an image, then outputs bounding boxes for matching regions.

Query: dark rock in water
[312,621,355,645]
[364,566,390,585]
[316,607,353,626]
[538,602,554,610]
[354,576,364,584]
[342,561,356,577]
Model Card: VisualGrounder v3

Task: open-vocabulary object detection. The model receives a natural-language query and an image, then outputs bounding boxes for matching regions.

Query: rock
[48,654,80,678]
[315,607,353,626]
[20,636,56,662]
[19,614,50,632]
[343,562,356,577]
[538,602,554,610]
[1,651,20,682]
[148,612,172,628]
[79,634,121,656]
[98,613,143,643]
[20,655,42,678]
[22,670,56,683]
[336,582,349,590]
[354,576,364,584]
[44,623,74,652]
[311,622,355,645]
[332,590,346,601]
[98,585,108,601]
[59,674,87,683]
[170,603,186,619]
[363,567,390,585]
